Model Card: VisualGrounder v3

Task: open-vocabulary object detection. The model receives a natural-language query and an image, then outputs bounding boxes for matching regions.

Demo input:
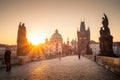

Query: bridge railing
[96,56,120,76]
[85,55,120,76]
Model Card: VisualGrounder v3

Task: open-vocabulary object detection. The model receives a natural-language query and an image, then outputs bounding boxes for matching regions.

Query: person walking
[78,48,82,59]
[58,52,61,60]
[4,47,11,72]
[78,53,81,59]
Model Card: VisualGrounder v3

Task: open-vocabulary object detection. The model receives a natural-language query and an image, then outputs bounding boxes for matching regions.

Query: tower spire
[67,37,69,46]
[80,21,85,31]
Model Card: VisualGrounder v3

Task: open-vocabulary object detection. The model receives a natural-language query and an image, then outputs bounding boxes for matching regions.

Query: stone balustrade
[96,56,120,76]
[17,56,31,65]
[85,55,120,76]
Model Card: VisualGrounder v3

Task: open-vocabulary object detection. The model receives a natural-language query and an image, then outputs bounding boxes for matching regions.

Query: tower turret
[80,22,85,32]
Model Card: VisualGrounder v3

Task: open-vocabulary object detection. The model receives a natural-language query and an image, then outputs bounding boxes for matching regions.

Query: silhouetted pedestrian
[4,47,11,72]
[58,52,61,60]
[93,54,97,62]
[78,53,81,59]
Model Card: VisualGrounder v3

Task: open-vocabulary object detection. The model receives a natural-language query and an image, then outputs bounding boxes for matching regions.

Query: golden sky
[0,0,120,45]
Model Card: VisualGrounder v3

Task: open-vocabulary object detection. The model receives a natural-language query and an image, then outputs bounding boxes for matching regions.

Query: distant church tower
[77,21,91,55]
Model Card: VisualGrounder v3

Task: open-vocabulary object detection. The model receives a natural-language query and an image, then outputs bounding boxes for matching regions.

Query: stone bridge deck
[0,56,120,80]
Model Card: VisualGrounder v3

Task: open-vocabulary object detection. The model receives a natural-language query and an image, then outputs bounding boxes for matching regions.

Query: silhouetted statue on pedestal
[99,14,116,57]
[17,22,29,56]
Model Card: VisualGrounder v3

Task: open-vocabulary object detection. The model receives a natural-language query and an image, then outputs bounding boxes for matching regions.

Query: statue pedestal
[17,56,30,65]
[99,35,116,57]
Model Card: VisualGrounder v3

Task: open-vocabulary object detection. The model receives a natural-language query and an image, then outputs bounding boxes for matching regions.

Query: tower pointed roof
[80,21,85,32]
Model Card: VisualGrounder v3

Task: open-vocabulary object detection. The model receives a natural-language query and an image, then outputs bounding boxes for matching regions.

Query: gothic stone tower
[77,21,91,55]
[17,22,29,56]
[99,14,116,57]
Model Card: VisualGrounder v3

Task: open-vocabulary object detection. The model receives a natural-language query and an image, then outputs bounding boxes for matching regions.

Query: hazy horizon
[0,0,120,45]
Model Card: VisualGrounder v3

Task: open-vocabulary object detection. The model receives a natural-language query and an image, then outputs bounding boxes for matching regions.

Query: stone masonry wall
[85,55,120,76]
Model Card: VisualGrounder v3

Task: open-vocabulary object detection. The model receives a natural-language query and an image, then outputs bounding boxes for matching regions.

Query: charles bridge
[0,56,120,80]
[0,14,120,79]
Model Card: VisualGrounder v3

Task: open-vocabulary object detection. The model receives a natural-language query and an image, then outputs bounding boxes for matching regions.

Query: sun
[28,32,46,45]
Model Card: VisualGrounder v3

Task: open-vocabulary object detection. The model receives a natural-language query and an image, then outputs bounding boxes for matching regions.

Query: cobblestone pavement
[0,56,120,80]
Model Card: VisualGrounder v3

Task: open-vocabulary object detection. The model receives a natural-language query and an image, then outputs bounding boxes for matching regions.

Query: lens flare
[28,32,46,45]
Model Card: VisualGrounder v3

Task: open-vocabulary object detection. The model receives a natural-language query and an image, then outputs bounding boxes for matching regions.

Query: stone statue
[17,22,29,56]
[99,14,116,57]
[102,13,110,36]
[100,27,104,37]
[102,13,109,27]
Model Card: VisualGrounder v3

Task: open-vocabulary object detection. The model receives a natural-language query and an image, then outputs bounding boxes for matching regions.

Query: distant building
[90,40,96,44]
[10,45,17,57]
[71,39,77,55]
[62,42,68,55]
[77,21,91,55]
[90,42,120,57]
[0,44,17,58]
[44,29,63,56]
[50,29,63,54]
[44,38,51,56]
[0,44,7,56]
[90,43,100,55]
[113,42,120,57]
